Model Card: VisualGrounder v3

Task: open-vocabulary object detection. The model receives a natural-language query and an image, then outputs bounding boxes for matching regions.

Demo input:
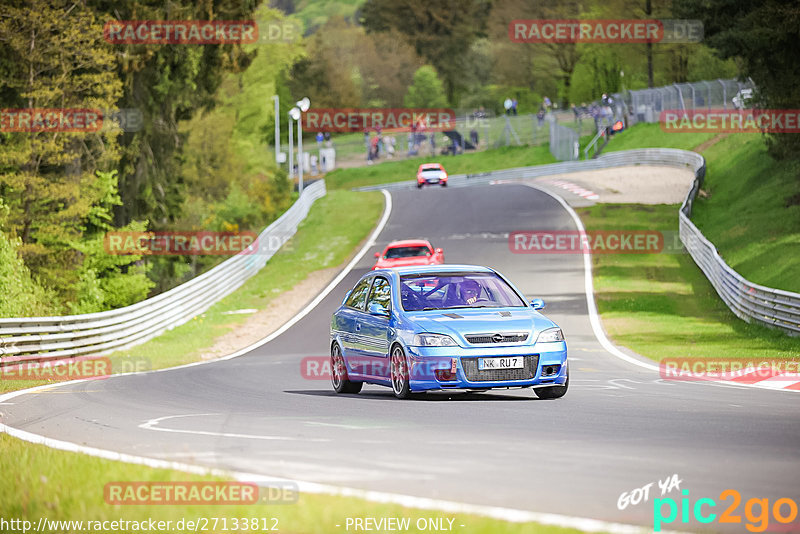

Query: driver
[460,279,481,305]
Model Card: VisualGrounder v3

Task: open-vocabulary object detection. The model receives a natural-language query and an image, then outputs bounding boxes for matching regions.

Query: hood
[406,307,556,344]
[375,256,437,268]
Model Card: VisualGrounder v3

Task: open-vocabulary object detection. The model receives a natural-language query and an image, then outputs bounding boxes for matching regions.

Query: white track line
[520,182,800,394]
[0,422,666,534]
[520,183,660,372]
[0,188,672,534]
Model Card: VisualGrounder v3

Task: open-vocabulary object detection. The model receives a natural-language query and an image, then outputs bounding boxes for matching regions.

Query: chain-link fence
[612,78,756,126]
[321,110,599,168]
[305,78,755,169]
[549,118,580,161]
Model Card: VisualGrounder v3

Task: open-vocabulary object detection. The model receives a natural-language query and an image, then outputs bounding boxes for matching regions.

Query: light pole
[271,95,280,164]
[287,109,295,180]
[295,97,310,193]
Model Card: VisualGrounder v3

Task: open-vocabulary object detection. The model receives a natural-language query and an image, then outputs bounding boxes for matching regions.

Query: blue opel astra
[330,265,568,399]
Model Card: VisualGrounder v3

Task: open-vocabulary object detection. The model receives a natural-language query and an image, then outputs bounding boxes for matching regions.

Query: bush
[0,233,57,317]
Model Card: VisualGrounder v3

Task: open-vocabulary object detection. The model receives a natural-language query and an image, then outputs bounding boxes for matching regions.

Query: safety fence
[0,180,327,366]
[358,148,800,335]
[612,78,756,126]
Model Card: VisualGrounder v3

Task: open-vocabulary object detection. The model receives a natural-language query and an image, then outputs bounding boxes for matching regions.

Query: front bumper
[404,342,567,391]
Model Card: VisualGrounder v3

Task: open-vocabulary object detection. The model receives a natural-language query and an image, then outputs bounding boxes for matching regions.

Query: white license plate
[478,357,523,370]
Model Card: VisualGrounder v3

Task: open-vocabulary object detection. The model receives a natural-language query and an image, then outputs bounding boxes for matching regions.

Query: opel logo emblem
[492,333,503,343]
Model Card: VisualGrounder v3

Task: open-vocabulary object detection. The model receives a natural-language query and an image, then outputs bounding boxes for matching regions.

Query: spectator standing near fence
[470,129,479,147]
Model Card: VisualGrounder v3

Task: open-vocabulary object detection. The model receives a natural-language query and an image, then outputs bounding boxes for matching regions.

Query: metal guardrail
[358,149,800,335]
[0,180,328,365]
[583,128,606,160]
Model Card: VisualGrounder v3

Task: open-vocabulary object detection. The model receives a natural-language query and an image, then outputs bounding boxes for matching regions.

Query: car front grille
[461,355,539,382]
[465,332,528,344]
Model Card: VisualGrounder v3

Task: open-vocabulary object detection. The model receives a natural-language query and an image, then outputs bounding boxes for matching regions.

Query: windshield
[400,272,526,311]
[384,246,431,259]
[421,168,443,175]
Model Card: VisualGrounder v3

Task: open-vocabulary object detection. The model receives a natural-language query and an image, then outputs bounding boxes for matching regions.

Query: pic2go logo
[654,489,799,532]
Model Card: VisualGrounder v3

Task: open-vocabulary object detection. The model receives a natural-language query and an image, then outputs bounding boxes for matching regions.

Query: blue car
[330,265,568,399]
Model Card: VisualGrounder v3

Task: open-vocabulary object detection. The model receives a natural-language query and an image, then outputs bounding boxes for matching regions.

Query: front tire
[534,364,568,399]
[441,182,447,187]
[390,345,411,399]
[331,343,362,394]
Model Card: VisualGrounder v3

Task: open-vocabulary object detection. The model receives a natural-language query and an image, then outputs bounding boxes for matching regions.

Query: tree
[0,0,123,301]
[361,0,491,104]
[675,0,800,160]
[86,0,259,228]
[403,66,447,108]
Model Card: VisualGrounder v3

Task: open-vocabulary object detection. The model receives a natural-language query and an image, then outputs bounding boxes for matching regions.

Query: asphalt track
[3,183,800,531]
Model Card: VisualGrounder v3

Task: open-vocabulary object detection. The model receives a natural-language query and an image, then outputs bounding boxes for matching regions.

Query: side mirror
[530,298,545,310]
[435,248,443,254]
[368,302,389,317]
[374,252,380,258]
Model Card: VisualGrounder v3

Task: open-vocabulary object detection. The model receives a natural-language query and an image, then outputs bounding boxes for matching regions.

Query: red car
[372,239,444,270]
[416,163,448,188]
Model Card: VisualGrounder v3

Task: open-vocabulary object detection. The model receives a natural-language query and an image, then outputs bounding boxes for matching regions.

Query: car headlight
[413,333,458,347]
[536,328,564,343]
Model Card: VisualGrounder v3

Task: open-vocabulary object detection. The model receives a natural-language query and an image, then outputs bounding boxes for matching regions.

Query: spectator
[537,107,545,127]
[543,96,552,110]
[470,129,479,147]
[310,154,318,174]
[385,136,396,158]
[430,133,436,154]
[316,132,324,146]
[511,98,518,115]
[503,97,513,115]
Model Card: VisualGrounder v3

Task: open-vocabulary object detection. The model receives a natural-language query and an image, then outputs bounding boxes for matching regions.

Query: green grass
[0,190,384,396]
[604,122,719,152]
[604,122,800,293]
[691,134,800,292]
[325,144,557,190]
[578,203,800,361]
[0,433,581,534]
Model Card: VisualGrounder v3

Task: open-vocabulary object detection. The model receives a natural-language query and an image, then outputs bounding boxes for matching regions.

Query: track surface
[4,184,800,529]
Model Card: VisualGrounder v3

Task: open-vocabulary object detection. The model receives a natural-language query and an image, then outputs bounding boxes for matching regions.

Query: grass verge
[0,190,384,395]
[604,123,800,293]
[0,433,581,534]
[578,203,800,361]
[603,122,718,152]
